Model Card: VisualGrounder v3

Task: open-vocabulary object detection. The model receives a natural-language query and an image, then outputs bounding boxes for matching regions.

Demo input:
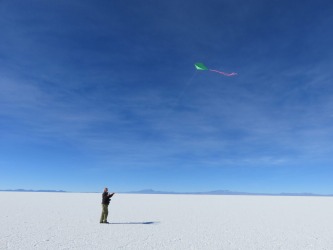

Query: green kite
[194,63,237,76]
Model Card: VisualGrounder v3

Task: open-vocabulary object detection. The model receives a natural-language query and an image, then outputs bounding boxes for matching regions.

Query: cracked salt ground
[1,192,333,249]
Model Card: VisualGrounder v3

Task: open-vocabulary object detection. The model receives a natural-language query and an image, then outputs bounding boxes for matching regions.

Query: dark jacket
[102,191,114,205]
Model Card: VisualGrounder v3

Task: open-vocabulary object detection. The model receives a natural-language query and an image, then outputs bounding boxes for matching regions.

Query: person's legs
[104,205,109,222]
[100,204,108,223]
[100,205,104,223]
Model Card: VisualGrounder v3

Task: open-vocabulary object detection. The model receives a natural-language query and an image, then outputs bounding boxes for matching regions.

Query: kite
[195,63,237,77]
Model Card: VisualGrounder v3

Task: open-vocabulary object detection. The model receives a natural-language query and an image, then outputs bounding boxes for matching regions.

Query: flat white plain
[1,192,333,249]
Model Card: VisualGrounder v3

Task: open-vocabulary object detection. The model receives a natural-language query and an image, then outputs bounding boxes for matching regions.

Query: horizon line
[1,189,332,197]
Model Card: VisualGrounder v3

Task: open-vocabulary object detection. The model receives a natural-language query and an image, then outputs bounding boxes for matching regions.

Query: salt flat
[1,192,333,250]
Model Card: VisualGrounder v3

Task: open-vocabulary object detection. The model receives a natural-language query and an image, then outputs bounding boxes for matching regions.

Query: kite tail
[209,69,237,77]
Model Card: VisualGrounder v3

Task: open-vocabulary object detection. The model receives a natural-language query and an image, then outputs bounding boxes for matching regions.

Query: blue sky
[1,0,333,193]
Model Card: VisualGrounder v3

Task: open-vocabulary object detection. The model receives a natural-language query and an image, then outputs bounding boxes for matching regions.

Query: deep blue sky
[1,0,333,193]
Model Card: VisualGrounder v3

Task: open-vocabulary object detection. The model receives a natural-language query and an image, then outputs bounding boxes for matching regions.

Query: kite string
[157,71,197,125]
[139,71,198,154]
[175,71,198,104]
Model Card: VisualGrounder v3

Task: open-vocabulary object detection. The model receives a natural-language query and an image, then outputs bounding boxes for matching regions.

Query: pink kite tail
[209,69,237,77]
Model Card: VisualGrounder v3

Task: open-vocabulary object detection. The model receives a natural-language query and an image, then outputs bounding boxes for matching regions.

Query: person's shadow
[110,221,159,225]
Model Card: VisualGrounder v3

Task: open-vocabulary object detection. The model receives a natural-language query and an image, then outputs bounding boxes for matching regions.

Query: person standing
[100,187,115,224]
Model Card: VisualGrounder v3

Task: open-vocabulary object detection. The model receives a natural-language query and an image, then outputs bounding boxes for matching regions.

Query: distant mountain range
[1,189,332,196]
[0,189,66,193]
[126,189,333,197]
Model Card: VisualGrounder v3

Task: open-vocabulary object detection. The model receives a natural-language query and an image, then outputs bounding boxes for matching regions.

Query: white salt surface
[1,192,333,249]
